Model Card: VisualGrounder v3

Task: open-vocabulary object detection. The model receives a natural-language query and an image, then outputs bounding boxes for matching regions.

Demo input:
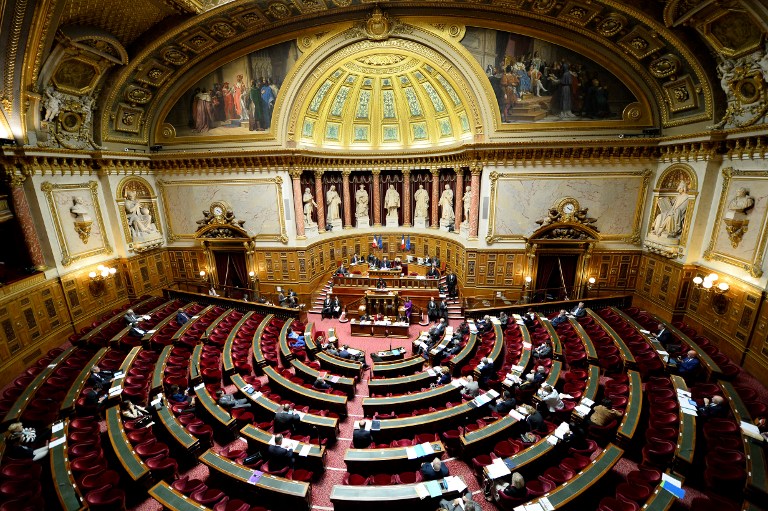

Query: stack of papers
[486,457,511,478]
[509,409,526,421]
[660,473,685,498]
[405,442,436,459]
[554,422,571,439]
[451,378,467,388]
[426,368,436,377]
[444,476,467,492]
[298,444,312,457]
[741,421,765,441]
[49,437,66,449]
[677,389,698,415]
[522,342,532,349]
[51,422,64,433]
[575,404,592,417]
[108,386,123,396]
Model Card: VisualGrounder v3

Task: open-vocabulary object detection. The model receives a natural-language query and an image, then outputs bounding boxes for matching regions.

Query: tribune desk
[350,318,410,338]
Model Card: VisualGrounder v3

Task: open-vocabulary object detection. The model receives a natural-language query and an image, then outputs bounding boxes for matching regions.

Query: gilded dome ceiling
[297,48,474,151]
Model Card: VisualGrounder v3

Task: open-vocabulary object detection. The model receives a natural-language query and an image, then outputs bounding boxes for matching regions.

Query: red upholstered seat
[84,484,126,510]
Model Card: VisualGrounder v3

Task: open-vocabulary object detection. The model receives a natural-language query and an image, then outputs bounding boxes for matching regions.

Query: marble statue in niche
[355,184,370,228]
[69,196,92,244]
[439,184,454,229]
[414,183,429,228]
[384,184,400,226]
[42,86,63,122]
[724,187,755,248]
[303,187,317,226]
[326,185,342,223]
[650,180,689,240]
[462,185,471,225]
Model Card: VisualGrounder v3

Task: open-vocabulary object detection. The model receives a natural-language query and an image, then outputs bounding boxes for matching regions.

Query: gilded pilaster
[430,167,439,229]
[372,169,382,227]
[341,169,352,229]
[289,169,306,239]
[402,168,412,227]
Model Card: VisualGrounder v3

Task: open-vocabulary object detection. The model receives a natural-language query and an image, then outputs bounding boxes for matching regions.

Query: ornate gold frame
[40,180,113,266]
[646,163,699,255]
[115,176,164,253]
[485,169,650,244]
[157,177,287,243]
[703,167,768,278]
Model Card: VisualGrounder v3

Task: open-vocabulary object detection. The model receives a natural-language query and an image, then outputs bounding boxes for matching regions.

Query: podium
[365,290,398,316]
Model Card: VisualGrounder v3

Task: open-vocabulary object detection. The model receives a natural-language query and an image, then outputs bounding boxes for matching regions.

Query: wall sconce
[693,272,730,315]
[248,271,256,283]
[587,277,596,290]
[524,276,532,288]
[88,264,116,296]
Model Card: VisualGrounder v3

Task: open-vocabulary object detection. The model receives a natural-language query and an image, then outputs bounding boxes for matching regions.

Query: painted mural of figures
[552,62,575,119]
[489,66,504,112]
[249,80,262,131]
[414,184,429,220]
[500,65,519,122]
[651,181,689,239]
[513,58,531,95]
[234,74,247,121]
[326,185,342,222]
[212,83,225,122]
[192,89,214,132]
[261,78,276,128]
[222,82,237,120]
[529,65,547,97]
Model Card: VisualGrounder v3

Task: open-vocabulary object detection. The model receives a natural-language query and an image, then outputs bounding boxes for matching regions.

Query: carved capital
[341,169,352,177]
[371,169,381,176]
[288,168,303,179]
[402,168,411,176]
[313,169,325,178]
[430,167,439,177]
[470,162,483,175]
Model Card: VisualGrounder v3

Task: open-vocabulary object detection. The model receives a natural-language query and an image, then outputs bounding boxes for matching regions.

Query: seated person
[6,434,48,461]
[477,315,493,334]
[499,311,509,328]
[537,383,564,412]
[6,422,37,444]
[288,329,306,349]
[376,277,387,289]
[533,339,552,359]
[477,357,496,386]
[420,457,449,481]
[435,366,452,386]
[430,318,447,343]
[522,308,537,328]
[426,265,440,279]
[176,308,191,325]
[654,323,681,354]
[352,420,373,448]
[698,395,727,418]
[169,384,194,407]
[590,398,623,426]
[274,404,300,433]
[124,308,141,326]
[278,291,288,306]
[321,294,335,319]
[335,264,349,276]
[551,309,568,327]
[380,257,391,269]
[677,350,701,377]
[499,472,526,500]
[570,302,586,318]
[461,375,480,399]
[330,297,342,319]
[208,287,219,297]
[84,383,107,410]
[520,365,547,388]
[526,402,546,432]
[120,400,148,419]
[88,365,113,387]
[439,495,480,511]
[267,434,295,471]
[216,390,251,409]
[351,253,362,264]
[313,377,332,390]
[491,390,516,414]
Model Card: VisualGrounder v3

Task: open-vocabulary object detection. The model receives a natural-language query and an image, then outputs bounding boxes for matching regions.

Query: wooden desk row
[330,477,463,511]
[222,311,259,377]
[290,358,357,397]
[650,313,723,381]
[616,369,643,445]
[362,384,461,417]
[536,314,564,360]
[79,295,157,344]
[368,370,434,395]
[669,374,696,476]
[567,318,599,363]
[371,355,424,378]
[60,347,109,416]
[105,405,150,484]
[263,366,348,417]
[585,309,636,368]
[343,441,446,474]
[447,331,478,376]
[49,419,87,511]
[240,424,326,474]
[251,313,274,370]
[2,345,76,426]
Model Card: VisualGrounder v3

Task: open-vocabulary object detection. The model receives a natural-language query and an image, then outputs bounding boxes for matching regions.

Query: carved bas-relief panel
[40,181,113,266]
[116,177,164,253]
[704,168,768,278]
[644,164,697,260]
[158,178,287,243]
[486,170,649,244]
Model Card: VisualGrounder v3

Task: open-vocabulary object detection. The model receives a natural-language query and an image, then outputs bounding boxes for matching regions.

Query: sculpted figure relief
[355,184,369,218]
[69,197,90,220]
[462,185,471,224]
[384,184,400,219]
[439,184,454,222]
[651,181,689,239]
[124,190,158,240]
[326,185,341,222]
[414,184,429,220]
[42,86,62,122]
[303,187,317,226]
[728,187,755,214]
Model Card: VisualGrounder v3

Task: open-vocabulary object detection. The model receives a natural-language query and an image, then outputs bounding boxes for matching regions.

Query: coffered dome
[296,45,475,151]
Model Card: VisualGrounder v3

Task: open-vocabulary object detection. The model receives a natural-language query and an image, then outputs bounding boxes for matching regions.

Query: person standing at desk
[403,297,413,322]
[445,271,458,299]
[439,299,449,322]
[376,277,387,289]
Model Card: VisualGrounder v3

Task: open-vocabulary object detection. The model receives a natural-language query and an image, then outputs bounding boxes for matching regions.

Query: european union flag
[377,235,383,249]
[406,235,411,250]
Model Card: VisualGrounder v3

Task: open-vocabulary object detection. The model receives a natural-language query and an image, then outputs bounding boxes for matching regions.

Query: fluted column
[290,169,305,238]
[314,170,325,231]
[7,173,45,269]
[342,169,352,229]
[454,169,464,227]
[372,169,382,227]
[402,168,412,227]
[430,167,439,229]
[469,163,482,239]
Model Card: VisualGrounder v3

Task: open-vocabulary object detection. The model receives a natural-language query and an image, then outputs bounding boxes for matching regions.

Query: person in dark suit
[477,357,495,386]
[426,265,440,279]
[330,296,342,318]
[274,404,299,433]
[313,377,332,390]
[351,254,362,264]
[88,366,113,387]
[435,366,452,385]
[551,310,568,327]
[677,350,701,378]
[522,308,536,328]
[176,308,191,325]
[321,295,334,319]
[430,318,447,343]
[367,253,376,265]
[433,256,441,269]
[654,323,681,353]
[352,420,373,448]
[380,257,391,269]
[445,272,458,298]
[439,299,449,322]
[427,297,439,323]
[526,403,546,432]
[267,434,294,471]
[492,390,516,414]
[334,264,348,276]
[420,457,449,480]
[570,302,586,318]
[698,395,726,418]
[533,340,552,359]
[376,277,386,289]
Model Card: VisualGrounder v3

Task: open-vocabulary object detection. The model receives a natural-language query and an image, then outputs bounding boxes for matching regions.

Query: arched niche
[644,163,698,259]
[115,176,164,253]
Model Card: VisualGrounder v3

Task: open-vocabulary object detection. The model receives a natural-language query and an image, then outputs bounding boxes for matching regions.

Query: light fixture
[717,282,730,292]
[88,264,117,296]
[587,277,596,290]
[199,270,207,279]
[693,273,729,295]
[692,276,703,285]
[524,276,532,287]
[708,273,719,282]
[248,271,256,282]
